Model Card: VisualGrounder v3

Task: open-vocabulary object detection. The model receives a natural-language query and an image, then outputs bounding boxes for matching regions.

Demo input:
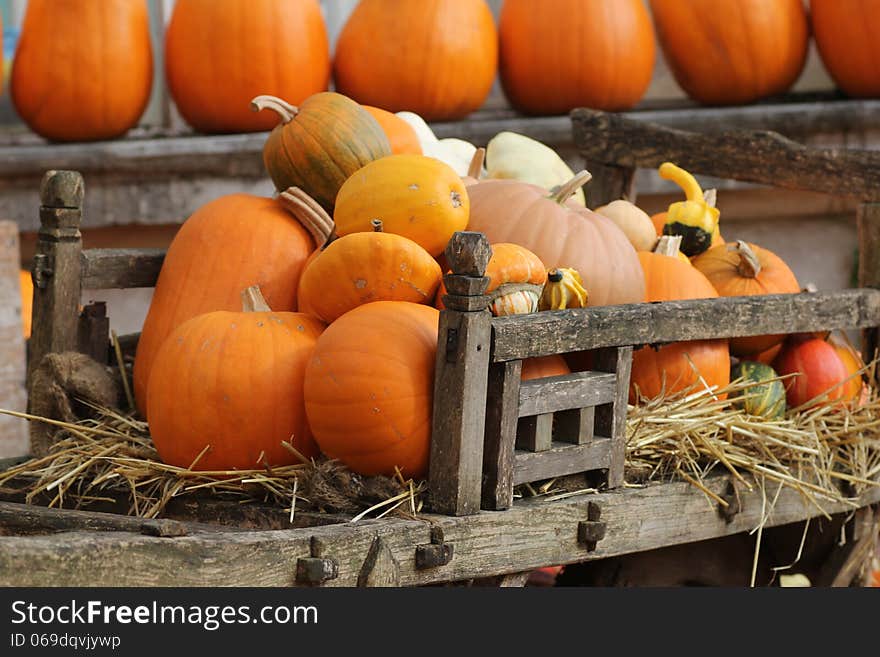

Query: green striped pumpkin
[730,361,786,420]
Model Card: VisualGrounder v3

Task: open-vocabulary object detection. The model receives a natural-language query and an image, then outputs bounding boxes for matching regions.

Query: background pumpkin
[304,301,439,479]
[19,270,32,339]
[772,337,849,409]
[810,0,880,98]
[11,0,153,142]
[165,0,330,134]
[521,355,571,381]
[498,0,655,114]
[333,0,497,121]
[147,288,324,471]
[649,0,809,106]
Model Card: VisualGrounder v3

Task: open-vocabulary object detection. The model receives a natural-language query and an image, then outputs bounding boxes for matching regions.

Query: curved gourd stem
[251,95,299,124]
[467,147,486,180]
[550,170,593,204]
[242,286,271,313]
[371,219,384,232]
[732,240,762,278]
[653,235,683,257]
[278,187,337,248]
[659,162,704,202]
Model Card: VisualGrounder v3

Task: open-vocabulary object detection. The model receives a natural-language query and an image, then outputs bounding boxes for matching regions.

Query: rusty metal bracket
[32,253,53,290]
[415,526,454,569]
[578,501,607,552]
[296,536,339,585]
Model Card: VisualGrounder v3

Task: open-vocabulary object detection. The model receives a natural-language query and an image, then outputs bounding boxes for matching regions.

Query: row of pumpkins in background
[120,89,866,482]
[3,0,880,142]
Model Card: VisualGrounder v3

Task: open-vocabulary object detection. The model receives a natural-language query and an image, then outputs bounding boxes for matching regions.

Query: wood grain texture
[857,203,880,368]
[512,441,612,486]
[593,347,632,489]
[556,407,594,445]
[481,360,522,511]
[491,290,880,362]
[0,501,190,537]
[518,371,616,417]
[515,413,553,452]
[585,163,636,208]
[573,108,880,201]
[77,302,109,365]
[81,248,165,290]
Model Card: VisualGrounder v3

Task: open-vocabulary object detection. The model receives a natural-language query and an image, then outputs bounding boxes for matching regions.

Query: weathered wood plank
[556,407,594,445]
[77,302,109,364]
[584,163,636,208]
[3,477,875,587]
[518,371,616,417]
[512,440,612,486]
[0,500,189,537]
[572,108,880,201]
[481,360,522,511]
[593,347,632,489]
[491,290,880,362]
[81,248,165,290]
[858,203,880,370]
[515,414,553,452]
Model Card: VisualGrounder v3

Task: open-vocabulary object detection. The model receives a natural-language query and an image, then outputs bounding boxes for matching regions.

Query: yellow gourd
[539,268,589,310]
[659,162,720,257]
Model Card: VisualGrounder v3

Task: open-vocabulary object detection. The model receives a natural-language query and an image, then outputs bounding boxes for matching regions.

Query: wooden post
[583,163,636,208]
[28,171,85,386]
[593,346,633,488]
[427,232,493,516]
[857,202,880,375]
[481,359,522,511]
[0,221,28,457]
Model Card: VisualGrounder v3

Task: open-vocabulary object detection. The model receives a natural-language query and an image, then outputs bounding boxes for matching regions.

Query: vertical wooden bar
[583,163,636,208]
[27,171,85,387]
[857,202,880,378]
[77,302,110,365]
[481,359,522,511]
[0,221,28,457]
[593,346,633,489]
[515,414,553,451]
[428,232,493,516]
[556,406,595,445]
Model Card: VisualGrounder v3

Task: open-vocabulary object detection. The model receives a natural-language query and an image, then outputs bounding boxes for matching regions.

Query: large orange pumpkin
[165,0,330,134]
[692,241,800,356]
[333,0,497,121]
[147,287,324,471]
[827,332,866,405]
[466,174,646,307]
[11,0,153,141]
[133,192,332,413]
[499,0,655,114]
[811,1,880,98]
[304,301,439,479]
[649,0,809,106]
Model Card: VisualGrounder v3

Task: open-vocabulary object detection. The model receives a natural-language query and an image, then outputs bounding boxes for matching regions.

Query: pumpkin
[334,154,469,257]
[649,0,809,106]
[253,92,392,213]
[147,287,324,471]
[755,343,783,366]
[522,355,571,380]
[730,361,786,420]
[772,337,849,409]
[11,0,153,142]
[20,270,32,339]
[631,242,730,402]
[595,200,657,252]
[827,332,866,405]
[298,220,441,324]
[362,105,422,155]
[539,268,589,311]
[165,0,329,134]
[466,172,646,307]
[651,191,724,247]
[396,111,479,176]
[498,0,655,114]
[133,190,333,413]
[692,241,800,356]
[659,163,720,258]
[809,1,880,98]
[333,0,498,121]
[303,301,439,479]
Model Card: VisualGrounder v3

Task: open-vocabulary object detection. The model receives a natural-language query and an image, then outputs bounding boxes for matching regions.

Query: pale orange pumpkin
[362,105,423,155]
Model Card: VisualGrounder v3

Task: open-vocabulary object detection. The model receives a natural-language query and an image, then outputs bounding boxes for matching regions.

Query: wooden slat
[481,360,522,511]
[593,347,632,489]
[81,248,166,290]
[491,290,880,362]
[572,108,880,201]
[555,407,594,445]
[515,414,553,452]
[858,203,880,370]
[512,440,613,486]
[518,371,616,417]
[0,500,192,537]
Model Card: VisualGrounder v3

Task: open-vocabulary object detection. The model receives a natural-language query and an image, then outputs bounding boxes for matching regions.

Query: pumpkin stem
[251,95,299,124]
[547,269,564,283]
[278,187,336,248]
[653,235,683,257]
[242,286,271,313]
[467,147,486,180]
[731,240,762,278]
[371,219,384,232]
[703,188,717,208]
[659,162,704,202]
[551,170,593,204]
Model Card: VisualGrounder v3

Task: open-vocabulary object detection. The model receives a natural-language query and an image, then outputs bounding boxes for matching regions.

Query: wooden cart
[1,109,878,587]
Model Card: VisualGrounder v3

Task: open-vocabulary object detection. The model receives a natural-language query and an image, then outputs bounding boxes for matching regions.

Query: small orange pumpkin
[362,105,423,155]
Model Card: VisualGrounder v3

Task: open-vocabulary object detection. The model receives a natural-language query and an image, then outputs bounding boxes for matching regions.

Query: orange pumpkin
[811,1,880,98]
[304,301,439,479]
[147,287,324,471]
[466,173,645,307]
[772,337,849,409]
[649,0,809,106]
[692,241,800,356]
[754,343,783,366]
[827,332,866,405]
[521,355,571,380]
[133,191,333,413]
[11,0,153,141]
[362,106,422,155]
[19,270,32,339]
[334,154,469,257]
[499,0,655,114]
[165,0,330,134]
[333,0,498,121]
[253,92,391,213]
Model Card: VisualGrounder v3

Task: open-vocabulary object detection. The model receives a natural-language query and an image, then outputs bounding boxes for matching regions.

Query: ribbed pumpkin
[828,333,866,405]
[334,154,469,257]
[692,241,800,356]
[539,268,590,311]
[304,302,439,479]
[522,355,571,380]
[363,106,422,155]
[466,173,645,306]
[631,244,730,402]
[165,0,330,134]
[253,92,392,213]
[299,221,441,324]
[133,190,333,413]
[772,337,849,409]
[11,0,153,142]
[730,361,786,420]
[649,0,809,106]
[147,287,324,471]
[19,270,32,339]
[811,1,880,98]
[333,0,497,121]
[499,0,655,114]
